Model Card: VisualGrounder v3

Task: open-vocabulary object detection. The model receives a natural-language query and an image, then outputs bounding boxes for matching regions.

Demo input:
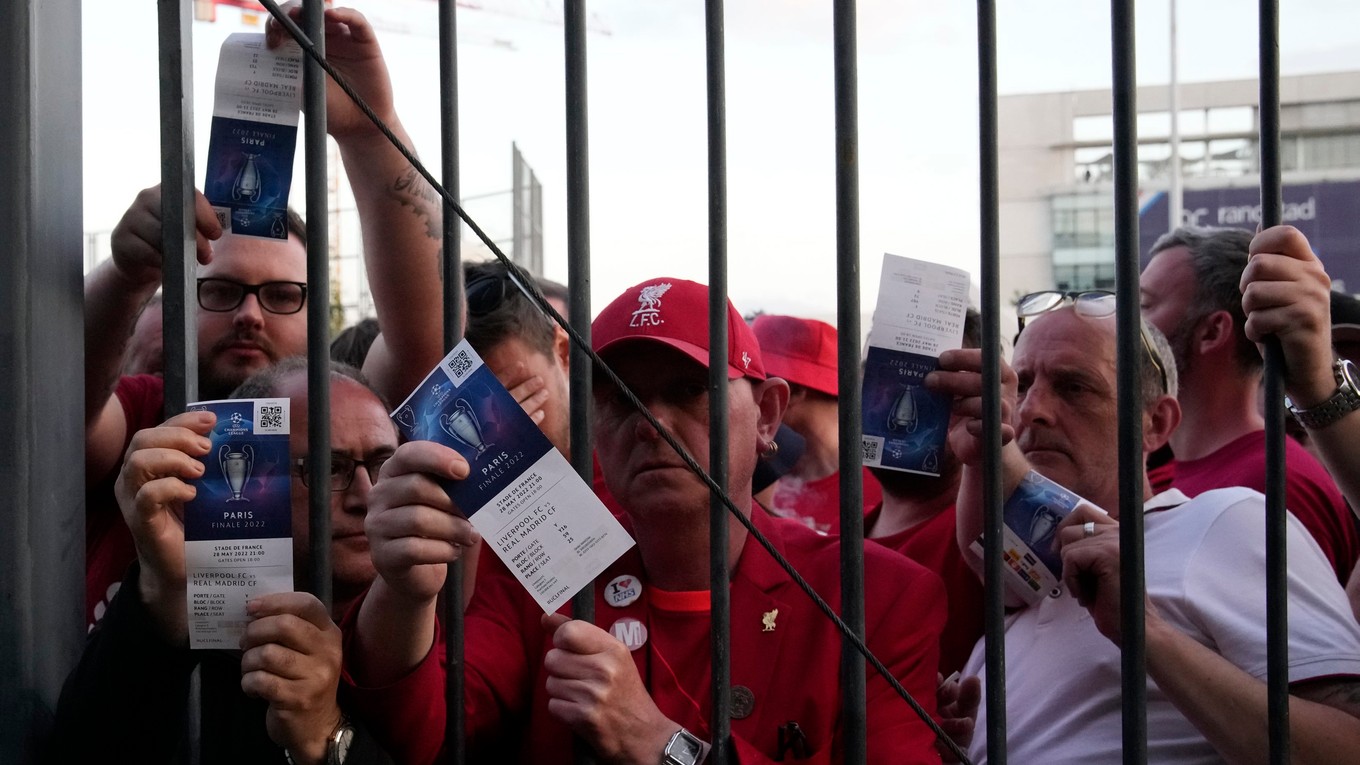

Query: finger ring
[1082,521,1096,538]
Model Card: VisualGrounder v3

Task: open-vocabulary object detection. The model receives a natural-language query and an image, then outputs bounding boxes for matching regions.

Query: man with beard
[82,5,446,629]
[1139,226,1357,582]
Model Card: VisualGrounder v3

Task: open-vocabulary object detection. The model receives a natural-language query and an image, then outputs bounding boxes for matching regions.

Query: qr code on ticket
[861,437,882,465]
[445,349,476,383]
[253,401,288,434]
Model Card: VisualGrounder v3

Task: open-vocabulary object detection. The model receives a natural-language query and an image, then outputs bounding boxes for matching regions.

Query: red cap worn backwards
[751,314,838,396]
[592,277,766,380]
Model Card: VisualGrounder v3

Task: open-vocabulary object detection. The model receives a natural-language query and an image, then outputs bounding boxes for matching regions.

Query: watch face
[331,726,354,765]
[1340,359,1360,389]
[665,730,703,765]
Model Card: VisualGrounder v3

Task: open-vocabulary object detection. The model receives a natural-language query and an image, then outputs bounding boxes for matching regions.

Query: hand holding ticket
[390,341,634,613]
[183,398,294,649]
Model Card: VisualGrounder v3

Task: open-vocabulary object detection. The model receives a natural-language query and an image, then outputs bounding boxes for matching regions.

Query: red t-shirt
[866,503,985,676]
[1171,430,1359,582]
[86,375,167,630]
[767,467,883,534]
[343,510,947,765]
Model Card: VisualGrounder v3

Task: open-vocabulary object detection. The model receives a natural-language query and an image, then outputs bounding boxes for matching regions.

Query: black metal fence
[0,1,1296,763]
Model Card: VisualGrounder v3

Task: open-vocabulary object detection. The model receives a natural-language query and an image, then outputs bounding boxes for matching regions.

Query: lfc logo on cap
[630,283,672,327]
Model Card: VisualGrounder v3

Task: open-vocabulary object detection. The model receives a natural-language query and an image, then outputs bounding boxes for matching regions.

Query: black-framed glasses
[1015,289,1169,395]
[293,453,391,491]
[197,278,308,315]
[466,268,530,317]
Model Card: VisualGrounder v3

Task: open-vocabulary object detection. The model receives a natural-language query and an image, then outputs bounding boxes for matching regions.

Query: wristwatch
[661,728,707,765]
[1286,358,1360,430]
[327,720,354,765]
[283,718,354,765]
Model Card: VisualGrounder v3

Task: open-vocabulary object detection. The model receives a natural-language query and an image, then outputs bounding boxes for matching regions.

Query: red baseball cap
[593,277,766,380]
[752,314,838,396]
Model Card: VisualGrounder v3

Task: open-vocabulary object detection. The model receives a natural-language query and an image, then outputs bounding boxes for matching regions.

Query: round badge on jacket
[605,574,642,607]
[609,617,649,651]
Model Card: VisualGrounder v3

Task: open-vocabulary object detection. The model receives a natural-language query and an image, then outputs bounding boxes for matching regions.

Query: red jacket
[341,510,946,764]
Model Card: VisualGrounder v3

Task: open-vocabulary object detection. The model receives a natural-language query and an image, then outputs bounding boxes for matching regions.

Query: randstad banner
[1139,180,1360,291]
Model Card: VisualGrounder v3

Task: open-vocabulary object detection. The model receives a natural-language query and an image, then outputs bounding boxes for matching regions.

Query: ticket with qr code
[969,469,1089,606]
[203,33,302,240]
[183,398,293,649]
[391,340,634,613]
[861,253,971,476]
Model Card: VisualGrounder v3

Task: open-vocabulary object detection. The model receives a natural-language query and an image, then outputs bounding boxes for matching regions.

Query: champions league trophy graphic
[270,213,287,238]
[440,399,492,458]
[393,405,417,433]
[1026,504,1062,548]
[220,444,255,502]
[922,446,939,473]
[233,153,263,203]
[887,387,919,433]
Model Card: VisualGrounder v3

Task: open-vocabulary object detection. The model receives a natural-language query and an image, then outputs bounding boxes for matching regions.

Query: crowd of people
[48,5,1360,764]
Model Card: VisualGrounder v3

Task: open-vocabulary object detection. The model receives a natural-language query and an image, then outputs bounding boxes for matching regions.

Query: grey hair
[1149,226,1259,373]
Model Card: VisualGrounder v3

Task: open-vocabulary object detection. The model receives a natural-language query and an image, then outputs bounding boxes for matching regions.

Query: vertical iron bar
[158,0,197,418]
[439,1,466,763]
[158,3,199,762]
[833,2,867,763]
[976,2,1007,762]
[1257,1,1289,761]
[1111,1,1148,763]
[705,1,732,761]
[0,0,84,759]
[563,6,596,764]
[303,0,332,611]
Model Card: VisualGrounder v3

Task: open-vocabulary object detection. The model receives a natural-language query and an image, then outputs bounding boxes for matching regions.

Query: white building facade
[1000,71,1360,301]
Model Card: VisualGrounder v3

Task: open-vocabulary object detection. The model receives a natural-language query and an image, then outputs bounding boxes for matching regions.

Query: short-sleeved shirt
[1172,430,1359,582]
[86,374,166,630]
[866,503,985,675]
[767,467,883,534]
[965,487,1360,764]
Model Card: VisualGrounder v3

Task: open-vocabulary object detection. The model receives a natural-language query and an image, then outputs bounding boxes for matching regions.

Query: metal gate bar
[833,3,868,763]
[438,1,467,762]
[1256,1,1290,762]
[303,0,334,616]
[563,3,597,764]
[703,1,734,762]
[974,2,1008,762]
[1109,1,1149,762]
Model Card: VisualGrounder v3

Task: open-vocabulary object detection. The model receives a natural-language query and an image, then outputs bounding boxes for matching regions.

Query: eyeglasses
[293,453,391,491]
[1015,290,1169,395]
[197,278,308,315]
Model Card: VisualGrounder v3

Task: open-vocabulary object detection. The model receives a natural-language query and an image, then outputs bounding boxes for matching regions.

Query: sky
[82,0,1360,324]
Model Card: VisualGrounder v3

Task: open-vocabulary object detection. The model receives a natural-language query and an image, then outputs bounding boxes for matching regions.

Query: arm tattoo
[392,166,442,242]
[1294,677,1360,717]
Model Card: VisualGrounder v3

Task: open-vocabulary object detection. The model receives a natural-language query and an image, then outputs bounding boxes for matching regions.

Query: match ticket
[861,253,970,476]
[970,469,1087,605]
[204,33,302,239]
[392,341,635,613]
[183,398,293,649]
